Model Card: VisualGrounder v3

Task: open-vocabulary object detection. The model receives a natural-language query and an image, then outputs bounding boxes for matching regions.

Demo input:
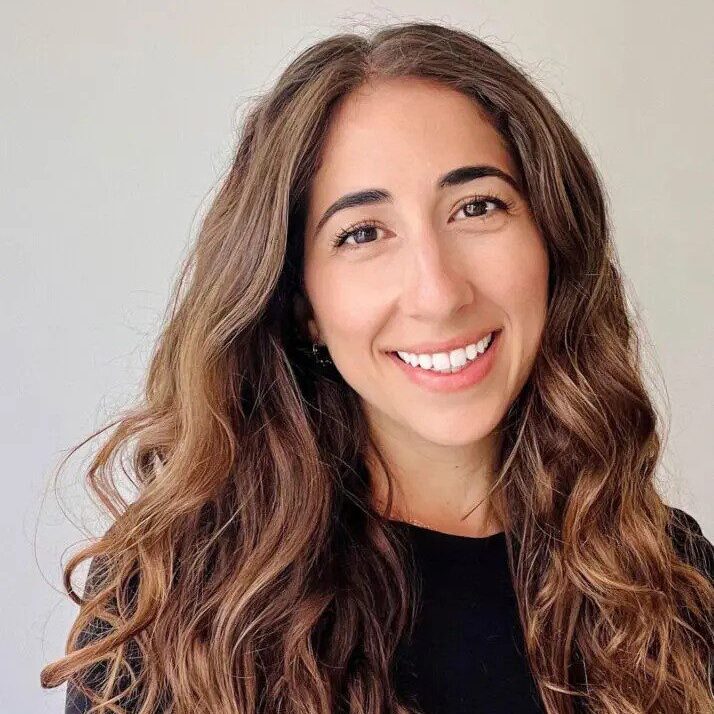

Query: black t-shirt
[390,521,544,713]
[65,506,713,714]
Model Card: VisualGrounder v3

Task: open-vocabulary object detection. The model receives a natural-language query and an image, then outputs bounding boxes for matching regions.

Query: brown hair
[41,20,713,713]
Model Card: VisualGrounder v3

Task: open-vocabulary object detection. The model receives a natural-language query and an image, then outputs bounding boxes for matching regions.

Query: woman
[41,21,713,714]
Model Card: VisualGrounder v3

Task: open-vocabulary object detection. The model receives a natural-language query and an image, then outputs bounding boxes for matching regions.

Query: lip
[387,327,500,356]
[387,328,502,393]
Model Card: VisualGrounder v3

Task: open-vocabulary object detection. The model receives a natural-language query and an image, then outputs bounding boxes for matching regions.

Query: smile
[394,331,495,373]
[387,329,502,394]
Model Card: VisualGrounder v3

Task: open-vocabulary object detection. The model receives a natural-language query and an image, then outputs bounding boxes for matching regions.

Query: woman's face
[302,77,549,448]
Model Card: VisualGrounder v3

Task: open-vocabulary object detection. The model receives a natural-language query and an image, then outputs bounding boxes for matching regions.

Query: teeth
[417,354,433,370]
[396,332,494,372]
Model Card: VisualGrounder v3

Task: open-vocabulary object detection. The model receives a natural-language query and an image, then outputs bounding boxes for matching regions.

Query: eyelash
[331,192,516,250]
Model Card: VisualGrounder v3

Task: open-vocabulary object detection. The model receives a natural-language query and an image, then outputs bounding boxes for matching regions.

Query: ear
[293,291,319,343]
[307,319,319,343]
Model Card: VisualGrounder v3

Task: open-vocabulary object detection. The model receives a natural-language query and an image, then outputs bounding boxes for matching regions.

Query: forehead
[308,77,517,212]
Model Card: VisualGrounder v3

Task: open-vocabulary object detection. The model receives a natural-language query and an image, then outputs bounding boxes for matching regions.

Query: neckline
[388,518,506,542]
[389,520,509,580]
[388,519,508,565]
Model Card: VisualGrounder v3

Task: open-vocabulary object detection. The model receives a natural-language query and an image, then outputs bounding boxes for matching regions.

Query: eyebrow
[313,164,522,236]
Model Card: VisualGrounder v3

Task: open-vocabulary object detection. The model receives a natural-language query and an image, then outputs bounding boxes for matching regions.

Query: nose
[399,228,474,321]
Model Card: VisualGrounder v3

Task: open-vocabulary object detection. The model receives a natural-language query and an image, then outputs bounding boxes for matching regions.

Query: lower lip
[387,330,502,393]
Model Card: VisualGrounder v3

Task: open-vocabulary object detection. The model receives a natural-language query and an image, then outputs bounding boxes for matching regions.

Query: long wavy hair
[41,20,712,714]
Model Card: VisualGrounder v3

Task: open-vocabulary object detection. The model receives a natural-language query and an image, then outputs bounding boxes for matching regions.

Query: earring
[311,341,333,367]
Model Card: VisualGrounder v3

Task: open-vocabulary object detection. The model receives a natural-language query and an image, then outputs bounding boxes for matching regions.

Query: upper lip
[389,328,501,355]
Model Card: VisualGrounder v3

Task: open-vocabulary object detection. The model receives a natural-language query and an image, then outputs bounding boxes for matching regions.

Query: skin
[301,77,549,537]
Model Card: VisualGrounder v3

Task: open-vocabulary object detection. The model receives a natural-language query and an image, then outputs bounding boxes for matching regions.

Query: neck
[364,420,504,538]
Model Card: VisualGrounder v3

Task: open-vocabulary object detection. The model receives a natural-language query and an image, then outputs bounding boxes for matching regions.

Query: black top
[390,521,544,714]
[65,506,713,714]
[390,507,713,714]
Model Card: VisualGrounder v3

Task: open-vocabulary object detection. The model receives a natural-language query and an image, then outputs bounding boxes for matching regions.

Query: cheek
[488,230,549,369]
[488,229,548,313]
[305,263,386,356]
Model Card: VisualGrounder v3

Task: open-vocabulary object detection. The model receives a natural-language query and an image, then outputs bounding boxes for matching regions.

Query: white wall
[2,2,711,711]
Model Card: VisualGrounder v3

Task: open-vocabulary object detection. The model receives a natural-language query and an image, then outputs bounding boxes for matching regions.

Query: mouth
[385,328,503,393]
[388,328,501,372]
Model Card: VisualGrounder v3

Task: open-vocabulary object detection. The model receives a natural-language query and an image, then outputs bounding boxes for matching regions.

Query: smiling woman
[41,20,713,714]
[300,77,548,460]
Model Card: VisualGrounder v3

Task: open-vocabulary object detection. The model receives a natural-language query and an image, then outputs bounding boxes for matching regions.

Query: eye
[330,192,515,250]
[330,221,384,250]
[451,193,515,223]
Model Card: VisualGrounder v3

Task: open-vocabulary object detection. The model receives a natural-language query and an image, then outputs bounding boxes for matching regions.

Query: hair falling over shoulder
[41,20,713,714]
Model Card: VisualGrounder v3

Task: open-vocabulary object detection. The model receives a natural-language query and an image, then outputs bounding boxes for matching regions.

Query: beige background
[2,2,711,710]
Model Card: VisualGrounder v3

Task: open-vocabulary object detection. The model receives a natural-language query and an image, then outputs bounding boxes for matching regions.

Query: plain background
[2,2,712,710]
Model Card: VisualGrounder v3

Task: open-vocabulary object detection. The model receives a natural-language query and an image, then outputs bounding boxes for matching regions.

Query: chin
[409,417,500,447]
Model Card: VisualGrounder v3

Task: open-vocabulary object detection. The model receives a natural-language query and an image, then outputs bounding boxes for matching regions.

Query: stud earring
[311,341,333,367]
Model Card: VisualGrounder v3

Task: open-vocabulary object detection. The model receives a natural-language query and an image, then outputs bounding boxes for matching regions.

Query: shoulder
[665,505,714,583]
[64,554,142,714]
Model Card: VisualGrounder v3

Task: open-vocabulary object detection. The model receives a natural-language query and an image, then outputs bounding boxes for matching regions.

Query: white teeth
[395,332,494,372]
[432,352,452,370]
[449,348,468,368]
[417,353,433,369]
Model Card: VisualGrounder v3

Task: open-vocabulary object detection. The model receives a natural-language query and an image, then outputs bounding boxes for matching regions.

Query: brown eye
[332,222,383,249]
[452,194,512,222]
